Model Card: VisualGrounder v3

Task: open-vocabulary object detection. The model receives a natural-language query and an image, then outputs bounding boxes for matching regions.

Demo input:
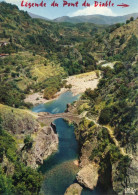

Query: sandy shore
[24,88,68,105]
[24,71,100,105]
[65,71,99,96]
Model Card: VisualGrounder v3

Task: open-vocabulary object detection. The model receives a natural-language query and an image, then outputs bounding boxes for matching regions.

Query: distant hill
[28,12,50,21]
[53,13,138,24]
[28,12,138,25]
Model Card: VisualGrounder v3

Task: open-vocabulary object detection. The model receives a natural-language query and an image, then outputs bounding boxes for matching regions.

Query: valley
[0,2,138,195]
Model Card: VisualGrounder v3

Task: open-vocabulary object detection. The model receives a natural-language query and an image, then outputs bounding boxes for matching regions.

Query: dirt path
[83,112,127,157]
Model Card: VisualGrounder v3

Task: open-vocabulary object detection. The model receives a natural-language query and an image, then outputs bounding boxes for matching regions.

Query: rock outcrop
[64,183,83,195]
[76,163,99,190]
[22,125,58,168]
[112,144,138,195]
[0,104,38,135]
[0,104,59,169]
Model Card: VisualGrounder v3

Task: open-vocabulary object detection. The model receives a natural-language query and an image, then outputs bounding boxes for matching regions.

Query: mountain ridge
[28,12,138,24]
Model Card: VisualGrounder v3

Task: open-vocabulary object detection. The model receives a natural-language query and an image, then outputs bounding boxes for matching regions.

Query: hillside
[28,12,138,25]
[53,13,138,24]
[28,12,50,21]
[66,54,138,194]
[0,103,59,193]
[0,2,106,75]
[76,19,138,61]
[68,20,138,194]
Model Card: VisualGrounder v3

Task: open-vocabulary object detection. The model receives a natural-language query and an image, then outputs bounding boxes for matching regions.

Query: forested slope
[74,20,138,195]
[0,2,137,194]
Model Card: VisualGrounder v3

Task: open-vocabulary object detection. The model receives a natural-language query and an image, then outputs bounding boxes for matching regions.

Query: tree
[43,86,58,99]
[13,163,43,194]
[24,135,33,150]
[114,62,124,73]
[130,17,134,21]
[126,20,130,24]
[115,23,121,28]
[99,107,112,125]
[85,89,98,100]
[0,167,14,195]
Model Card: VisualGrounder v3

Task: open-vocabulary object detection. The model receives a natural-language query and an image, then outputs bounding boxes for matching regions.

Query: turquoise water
[32,91,80,195]
[32,91,109,195]
[39,118,79,195]
[32,91,80,114]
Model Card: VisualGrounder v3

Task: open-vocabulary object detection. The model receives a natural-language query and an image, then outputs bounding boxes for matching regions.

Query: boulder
[64,183,83,195]
[76,163,99,190]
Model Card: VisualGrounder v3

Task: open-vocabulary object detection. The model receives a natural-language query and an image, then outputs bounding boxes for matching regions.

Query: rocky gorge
[1,71,137,195]
[23,75,138,195]
[65,98,138,195]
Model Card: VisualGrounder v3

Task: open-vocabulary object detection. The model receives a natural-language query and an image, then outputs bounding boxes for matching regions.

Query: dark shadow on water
[82,185,117,195]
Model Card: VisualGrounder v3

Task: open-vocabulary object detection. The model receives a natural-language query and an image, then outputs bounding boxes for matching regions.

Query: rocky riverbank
[21,123,58,168]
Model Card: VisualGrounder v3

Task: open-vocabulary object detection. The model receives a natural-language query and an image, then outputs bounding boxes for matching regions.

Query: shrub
[43,87,58,99]
[65,84,72,89]
[114,62,124,73]
[126,20,130,24]
[99,107,112,125]
[85,89,98,100]
[24,135,33,150]
[130,17,134,21]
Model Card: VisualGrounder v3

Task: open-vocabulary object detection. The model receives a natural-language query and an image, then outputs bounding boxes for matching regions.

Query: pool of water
[32,91,109,195]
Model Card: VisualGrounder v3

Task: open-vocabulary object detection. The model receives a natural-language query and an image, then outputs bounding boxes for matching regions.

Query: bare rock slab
[64,183,83,195]
[76,163,99,190]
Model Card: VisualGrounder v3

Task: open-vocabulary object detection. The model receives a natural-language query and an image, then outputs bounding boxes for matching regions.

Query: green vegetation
[0,52,65,107]
[0,2,137,193]
[84,61,137,148]
[24,135,33,150]
[76,19,137,188]
[77,60,137,187]
[0,2,105,76]
[38,76,65,99]
[0,116,43,194]
[99,107,112,125]
[0,82,25,108]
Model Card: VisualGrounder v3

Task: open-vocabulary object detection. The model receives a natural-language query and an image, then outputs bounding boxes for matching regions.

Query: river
[32,91,106,195]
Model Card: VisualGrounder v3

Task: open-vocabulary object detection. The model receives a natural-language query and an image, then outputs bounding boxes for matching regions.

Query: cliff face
[0,104,58,168]
[75,118,113,192]
[75,117,138,195]
[22,125,58,168]
[112,144,138,195]
[76,163,99,190]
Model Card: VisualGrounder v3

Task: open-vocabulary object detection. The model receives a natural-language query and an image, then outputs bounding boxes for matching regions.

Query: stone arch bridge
[37,112,81,126]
